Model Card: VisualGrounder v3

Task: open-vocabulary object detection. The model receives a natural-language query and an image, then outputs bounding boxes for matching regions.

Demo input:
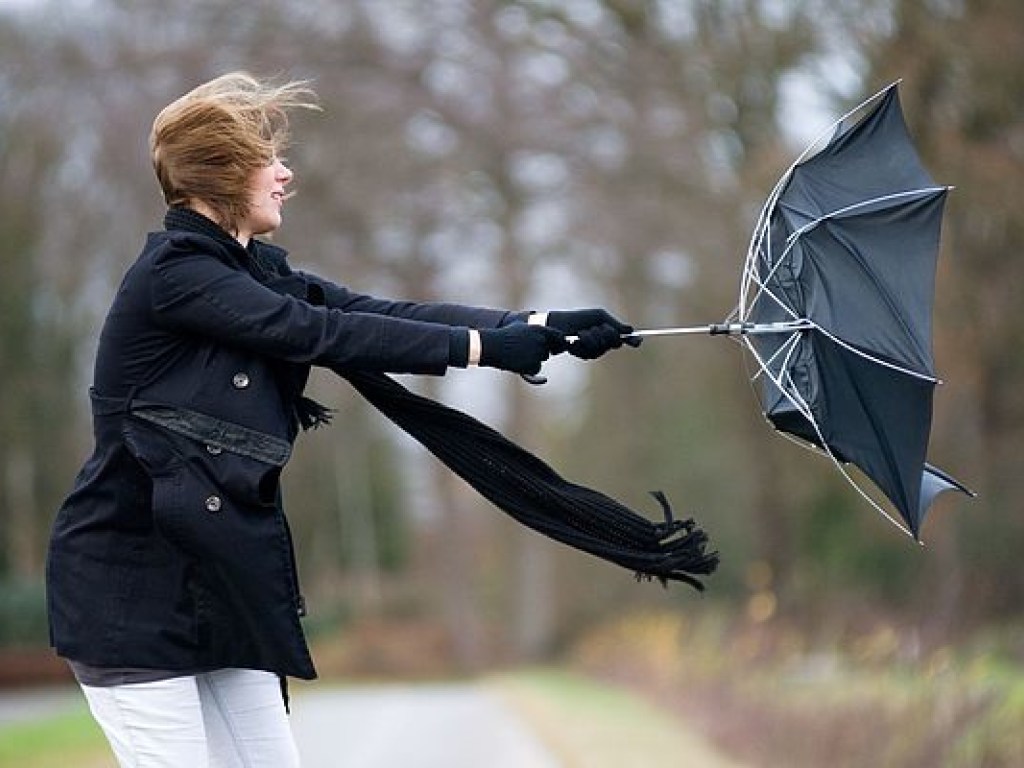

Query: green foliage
[363,431,408,573]
[794,481,919,604]
[0,580,48,647]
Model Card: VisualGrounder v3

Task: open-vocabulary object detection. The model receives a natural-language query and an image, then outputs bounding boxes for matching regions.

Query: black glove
[546,308,641,359]
[479,323,567,375]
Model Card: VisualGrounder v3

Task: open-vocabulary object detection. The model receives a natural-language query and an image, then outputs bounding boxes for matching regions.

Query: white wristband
[468,329,482,367]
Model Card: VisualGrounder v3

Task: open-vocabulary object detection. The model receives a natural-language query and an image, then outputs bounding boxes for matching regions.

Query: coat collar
[163,207,288,281]
[164,206,240,250]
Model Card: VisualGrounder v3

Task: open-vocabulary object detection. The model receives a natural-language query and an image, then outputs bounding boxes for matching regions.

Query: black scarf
[339,368,719,589]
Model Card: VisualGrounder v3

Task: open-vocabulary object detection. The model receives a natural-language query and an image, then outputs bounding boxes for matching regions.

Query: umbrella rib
[809,322,940,383]
[739,213,802,325]
[741,335,815,426]
[742,189,784,317]
[743,254,801,323]
[740,229,806,327]
[785,187,950,245]
[748,329,803,384]
[741,336,915,539]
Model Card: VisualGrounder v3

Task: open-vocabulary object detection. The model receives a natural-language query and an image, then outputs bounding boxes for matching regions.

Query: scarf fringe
[295,396,334,431]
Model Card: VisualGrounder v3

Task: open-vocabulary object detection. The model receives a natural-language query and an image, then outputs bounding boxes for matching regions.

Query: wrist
[528,311,549,326]
[468,329,482,366]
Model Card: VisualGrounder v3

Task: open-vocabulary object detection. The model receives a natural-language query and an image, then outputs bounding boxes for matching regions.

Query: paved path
[1,682,743,767]
[290,683,561,768]
[0,683,559,766]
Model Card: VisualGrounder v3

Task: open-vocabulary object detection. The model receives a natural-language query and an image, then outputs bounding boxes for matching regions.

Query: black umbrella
[613,83,973,539]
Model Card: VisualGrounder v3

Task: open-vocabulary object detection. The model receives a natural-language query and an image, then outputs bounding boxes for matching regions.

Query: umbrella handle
[519,328,712,384]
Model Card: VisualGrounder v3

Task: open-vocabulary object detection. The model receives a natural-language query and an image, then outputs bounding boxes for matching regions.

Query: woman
[45,72,636,766]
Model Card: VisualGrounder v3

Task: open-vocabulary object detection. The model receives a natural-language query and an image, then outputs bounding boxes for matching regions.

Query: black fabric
[548,308,639,359]
[567,324,626,360]
[68,660,207,687]
[165,208,333,434]
[337,368,719,589]
[547,308,632,336]
[448,329,470,368]
[478,324,567,375]
[747,85,972,537]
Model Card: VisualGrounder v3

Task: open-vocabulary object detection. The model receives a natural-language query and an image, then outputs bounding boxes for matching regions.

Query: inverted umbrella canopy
[739,83,974,538]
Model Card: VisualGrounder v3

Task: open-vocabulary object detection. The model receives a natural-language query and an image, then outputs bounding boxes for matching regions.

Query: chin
[255,217,282,236]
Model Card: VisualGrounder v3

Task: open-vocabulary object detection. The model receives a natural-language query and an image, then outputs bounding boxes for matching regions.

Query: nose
[275,158,293,184]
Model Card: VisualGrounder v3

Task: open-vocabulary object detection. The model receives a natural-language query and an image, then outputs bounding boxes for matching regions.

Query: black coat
[46,208,518,679]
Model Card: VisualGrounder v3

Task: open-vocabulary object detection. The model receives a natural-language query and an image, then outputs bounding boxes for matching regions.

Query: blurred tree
[534,0,825,614]
[2,0,1013,663]
[0,16,90,581]
[860,0,1024,626]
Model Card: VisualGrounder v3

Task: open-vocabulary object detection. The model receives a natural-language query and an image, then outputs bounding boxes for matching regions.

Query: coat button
[204,495,223,513]
[232,372,250,389]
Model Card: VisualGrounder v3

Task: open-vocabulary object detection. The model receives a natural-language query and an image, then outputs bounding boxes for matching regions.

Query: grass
[0,705,112,768]
[491,668,743,768]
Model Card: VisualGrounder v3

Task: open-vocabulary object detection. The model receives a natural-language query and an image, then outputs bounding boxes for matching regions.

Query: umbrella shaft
[569,320,810,341]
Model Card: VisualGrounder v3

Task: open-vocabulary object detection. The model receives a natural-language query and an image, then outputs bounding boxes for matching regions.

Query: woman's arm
[151,241,460,374]
[296,269,530,330]
[149,239,561,376]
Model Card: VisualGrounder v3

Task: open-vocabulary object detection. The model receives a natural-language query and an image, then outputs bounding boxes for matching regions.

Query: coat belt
[90,389,292,466]
[131,401,292,466]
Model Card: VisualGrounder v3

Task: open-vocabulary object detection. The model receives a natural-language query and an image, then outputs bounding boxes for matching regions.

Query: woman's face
[239,156,293,240]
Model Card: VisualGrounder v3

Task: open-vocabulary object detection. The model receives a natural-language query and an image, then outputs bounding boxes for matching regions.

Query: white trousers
[79,668,301,768]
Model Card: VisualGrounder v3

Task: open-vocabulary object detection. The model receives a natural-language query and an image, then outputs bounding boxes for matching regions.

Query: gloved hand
[479,323,567,375]
[546,308,641,360]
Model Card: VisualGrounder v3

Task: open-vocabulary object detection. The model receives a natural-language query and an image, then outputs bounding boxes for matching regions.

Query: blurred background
[1,0,1022,765]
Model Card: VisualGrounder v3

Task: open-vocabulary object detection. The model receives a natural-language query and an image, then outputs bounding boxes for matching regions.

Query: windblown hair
[150,72,319,235]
